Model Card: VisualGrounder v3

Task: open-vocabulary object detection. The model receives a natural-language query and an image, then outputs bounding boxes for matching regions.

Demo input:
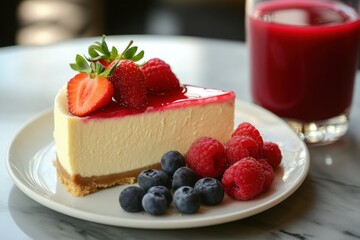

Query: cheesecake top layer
[74,84,235,120]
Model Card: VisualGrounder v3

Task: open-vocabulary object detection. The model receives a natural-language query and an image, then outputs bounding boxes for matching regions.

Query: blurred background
[0,0,246,47]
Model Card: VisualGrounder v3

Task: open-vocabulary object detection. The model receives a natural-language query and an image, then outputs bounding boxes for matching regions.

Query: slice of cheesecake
[54,85,235,196]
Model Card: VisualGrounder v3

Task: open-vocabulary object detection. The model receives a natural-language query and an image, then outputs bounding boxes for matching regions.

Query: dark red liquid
[248,0,360,121]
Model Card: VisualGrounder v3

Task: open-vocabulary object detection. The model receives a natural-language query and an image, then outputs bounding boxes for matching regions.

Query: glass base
[285,113,349,146]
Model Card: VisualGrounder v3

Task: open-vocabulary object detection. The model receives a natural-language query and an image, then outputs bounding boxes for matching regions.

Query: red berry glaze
[259,142,282,169]
[108,60,148,109]
[232,122,264,148]
[221,157,265,200]
[186,137,227,178]
[141,58,180,93]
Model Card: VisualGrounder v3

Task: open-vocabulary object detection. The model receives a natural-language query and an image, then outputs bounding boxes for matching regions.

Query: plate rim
[6,100,310,229]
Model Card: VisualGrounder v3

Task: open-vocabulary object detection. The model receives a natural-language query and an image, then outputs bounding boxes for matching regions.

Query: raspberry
[186,137,227,178]
[259,142,282,169]
[232,122,264,148]
[221,157,264,200]
[225,135,259,166]
[141,58,180,93]
[257,159,275,193]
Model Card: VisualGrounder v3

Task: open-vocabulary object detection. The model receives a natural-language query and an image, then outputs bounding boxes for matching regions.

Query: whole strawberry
[67,55,116,117]
[87,36,148,108]
[141,58,180,93]
[108,59,148,108]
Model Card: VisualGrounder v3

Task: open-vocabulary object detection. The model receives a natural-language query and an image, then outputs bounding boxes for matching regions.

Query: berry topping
[142,192,168,215]
[160,150,186,177]
[173,186,201,214]
[258,159,275,193]
[87,36,148,109]
[222,157,265,201]
[109,59,148,109]
[232,122,264,148]
[140,58,181,93]
[67,55,115,117]
[172,167,198,191]
[259,142,282,169]
[186,137,227,178]
[138,169,171,191]
[225,135,259,166]
[148,186,173,207]
[194,178,224,206]
[119,186,145,212]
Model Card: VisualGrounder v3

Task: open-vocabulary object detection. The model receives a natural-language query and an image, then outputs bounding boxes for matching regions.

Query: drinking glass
[246,0,360,145]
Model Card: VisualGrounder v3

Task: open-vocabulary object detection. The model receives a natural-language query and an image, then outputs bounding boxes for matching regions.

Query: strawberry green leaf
[70,54,91,73]
[70,63,82,72]
[99,61,119,77]
[85,36,145,67]
[101,36,110,56]
[89,44,103,52]
[94,61,105,75]
[76,54,91,72]
[131,50,144,62]
[110,46,118,60]
[123,46,138,59]
[118,40,133,58]
[87,55,102,61]
[88,45,101,58]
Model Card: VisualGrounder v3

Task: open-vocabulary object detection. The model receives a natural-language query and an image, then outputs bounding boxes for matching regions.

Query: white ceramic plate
[6,101,309,229]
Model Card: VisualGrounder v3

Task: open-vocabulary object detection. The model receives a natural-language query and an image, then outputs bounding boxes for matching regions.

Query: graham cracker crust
[54,158,161,197]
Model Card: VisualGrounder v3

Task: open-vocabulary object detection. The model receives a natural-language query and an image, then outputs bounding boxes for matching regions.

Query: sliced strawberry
[67,73,114,117]
[141,58,180,93]
[109,60,148,109]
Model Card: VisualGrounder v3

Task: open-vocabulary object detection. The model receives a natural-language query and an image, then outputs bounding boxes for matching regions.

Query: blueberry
[119,186,145,212]
[156,170,172,189]
[172,167,198,191]
[173,186,200,214]
[160,150,185,176]
[148,186,172,207]
[142,192,168,215]
[138,169,171,191]
[194,178,224,205]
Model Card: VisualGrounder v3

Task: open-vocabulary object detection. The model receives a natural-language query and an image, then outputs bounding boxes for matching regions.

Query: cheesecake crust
[55,158,161,197]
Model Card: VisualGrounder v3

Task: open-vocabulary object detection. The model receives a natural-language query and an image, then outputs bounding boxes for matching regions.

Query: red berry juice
[248,0,360,121]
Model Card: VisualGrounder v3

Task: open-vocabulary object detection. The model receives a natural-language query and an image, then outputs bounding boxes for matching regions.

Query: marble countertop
[1,35,359,239]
